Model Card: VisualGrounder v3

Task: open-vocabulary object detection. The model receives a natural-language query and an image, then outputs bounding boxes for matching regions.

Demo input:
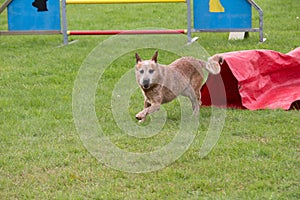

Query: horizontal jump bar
[66,0,185,4]
[67,29,187,35]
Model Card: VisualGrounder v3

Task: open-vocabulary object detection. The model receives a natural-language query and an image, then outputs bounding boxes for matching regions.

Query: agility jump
[61,0,191,44]
[62,0,190,44]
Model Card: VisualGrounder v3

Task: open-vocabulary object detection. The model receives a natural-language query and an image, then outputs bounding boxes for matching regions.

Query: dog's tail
[204,54,223,75]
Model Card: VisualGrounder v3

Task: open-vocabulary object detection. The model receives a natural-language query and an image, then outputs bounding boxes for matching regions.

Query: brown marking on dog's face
[136,62,142,68]
[135,51,160,90]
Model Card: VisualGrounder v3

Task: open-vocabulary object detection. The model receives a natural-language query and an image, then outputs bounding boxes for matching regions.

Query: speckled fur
[135,51,222,122]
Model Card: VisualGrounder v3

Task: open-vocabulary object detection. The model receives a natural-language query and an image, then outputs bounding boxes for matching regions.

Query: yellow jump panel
[66,0,186,4]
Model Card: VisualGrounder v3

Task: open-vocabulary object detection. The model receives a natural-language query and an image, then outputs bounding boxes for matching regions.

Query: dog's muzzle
[142,79,150,89]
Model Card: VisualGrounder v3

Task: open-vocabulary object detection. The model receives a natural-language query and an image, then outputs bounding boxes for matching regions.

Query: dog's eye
[139,69,144,74]
[149,69,154,74]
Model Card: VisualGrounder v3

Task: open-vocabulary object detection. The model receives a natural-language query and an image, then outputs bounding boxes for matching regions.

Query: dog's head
[135,51,160,90]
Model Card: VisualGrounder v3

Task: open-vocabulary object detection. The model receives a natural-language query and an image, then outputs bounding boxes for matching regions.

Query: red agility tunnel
[201,47,300,110]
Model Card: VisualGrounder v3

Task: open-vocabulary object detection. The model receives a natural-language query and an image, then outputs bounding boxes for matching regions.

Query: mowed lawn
[0,0,299,199]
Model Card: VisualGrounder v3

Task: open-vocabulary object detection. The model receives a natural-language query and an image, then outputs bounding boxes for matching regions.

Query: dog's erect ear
[151,51,158,63]
[135,53,142,63]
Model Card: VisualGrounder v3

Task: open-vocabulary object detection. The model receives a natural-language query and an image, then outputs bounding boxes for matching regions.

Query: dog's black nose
[142,79,150,89]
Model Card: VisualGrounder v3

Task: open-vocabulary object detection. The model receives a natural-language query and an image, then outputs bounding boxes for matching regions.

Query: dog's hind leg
[190,77,203,116]
[182,86,200,116]
[194,85,202,114]
[191,97,200,116]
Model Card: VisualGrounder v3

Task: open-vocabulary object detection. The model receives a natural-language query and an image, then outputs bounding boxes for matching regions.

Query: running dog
[135,51,222,122]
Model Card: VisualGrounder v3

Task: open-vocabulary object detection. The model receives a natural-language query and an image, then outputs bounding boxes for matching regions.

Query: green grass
[0,0,300,199]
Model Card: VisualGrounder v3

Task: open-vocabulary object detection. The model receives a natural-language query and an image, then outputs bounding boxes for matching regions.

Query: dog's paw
[136,111,146,122]
[138,119,146,123]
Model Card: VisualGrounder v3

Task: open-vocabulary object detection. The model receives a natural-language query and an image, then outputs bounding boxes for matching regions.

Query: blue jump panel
[194,0,252,30]
[8,0,60,31]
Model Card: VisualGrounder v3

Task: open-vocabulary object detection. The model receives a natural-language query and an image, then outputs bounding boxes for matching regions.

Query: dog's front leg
[145,103,161,115]
[144,99,151,109]
[135,99,151,122]
[136,103,161,122]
